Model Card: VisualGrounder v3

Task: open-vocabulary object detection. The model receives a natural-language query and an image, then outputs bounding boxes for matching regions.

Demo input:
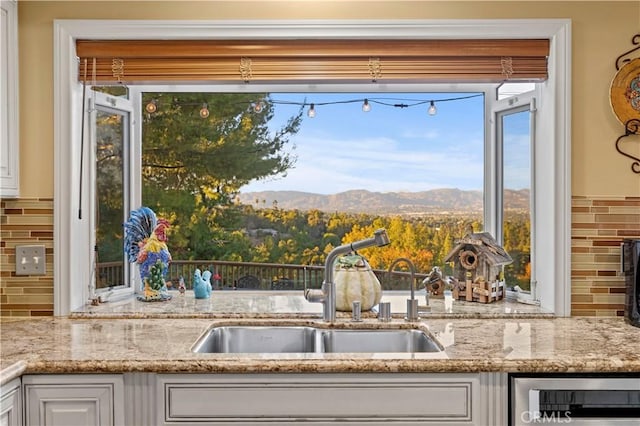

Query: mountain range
[237,188,530,215]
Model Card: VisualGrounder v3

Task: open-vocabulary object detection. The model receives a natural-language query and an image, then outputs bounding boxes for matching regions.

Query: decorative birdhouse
[443,232,512,303]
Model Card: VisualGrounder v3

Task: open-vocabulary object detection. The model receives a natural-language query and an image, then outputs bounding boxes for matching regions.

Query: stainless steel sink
[321,329,442,353]
[192,325,442,354]
[192,326,319,353]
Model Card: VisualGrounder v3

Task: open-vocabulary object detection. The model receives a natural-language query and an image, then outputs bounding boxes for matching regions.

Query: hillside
[237,188,530,215]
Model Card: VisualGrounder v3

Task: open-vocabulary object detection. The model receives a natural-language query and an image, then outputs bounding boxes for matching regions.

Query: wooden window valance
[75,39,549,85]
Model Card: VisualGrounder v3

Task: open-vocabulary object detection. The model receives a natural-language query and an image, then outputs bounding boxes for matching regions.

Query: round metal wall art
[610,57,640,131]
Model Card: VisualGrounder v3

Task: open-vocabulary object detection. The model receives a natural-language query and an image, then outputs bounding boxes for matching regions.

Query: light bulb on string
[362,99,371,112]
[145,99,157,114]
[428,100,437,116]
[307,103,316,118]
[199,103,210,118]
[253,101,265,113]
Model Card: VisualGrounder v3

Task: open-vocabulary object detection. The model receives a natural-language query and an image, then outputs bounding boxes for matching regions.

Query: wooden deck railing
[96,260,429,291]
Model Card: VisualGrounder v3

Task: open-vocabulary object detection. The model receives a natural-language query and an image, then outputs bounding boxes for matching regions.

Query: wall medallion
[611,35,640,173]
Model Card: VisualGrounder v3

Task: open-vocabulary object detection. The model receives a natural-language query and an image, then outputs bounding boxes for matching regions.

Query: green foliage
[502,211,532,290]
[95,109,126,287]
[142,92,301,197]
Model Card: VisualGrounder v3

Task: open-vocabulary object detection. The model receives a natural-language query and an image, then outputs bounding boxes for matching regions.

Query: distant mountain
[237,188,530,215]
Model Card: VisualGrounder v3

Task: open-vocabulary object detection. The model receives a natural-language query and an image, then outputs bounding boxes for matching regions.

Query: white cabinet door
[23,374,124,426]
[157,373,483,425]
[0,377,21,426]
[0,0,19,198]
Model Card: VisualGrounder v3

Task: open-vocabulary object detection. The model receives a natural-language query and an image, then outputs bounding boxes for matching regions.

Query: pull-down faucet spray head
[369,228,391,248]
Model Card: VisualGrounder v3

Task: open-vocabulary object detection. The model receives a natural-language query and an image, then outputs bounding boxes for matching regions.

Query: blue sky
[241,92,487,194]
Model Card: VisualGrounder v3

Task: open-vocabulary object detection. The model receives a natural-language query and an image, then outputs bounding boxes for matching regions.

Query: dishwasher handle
[528,389,541,421]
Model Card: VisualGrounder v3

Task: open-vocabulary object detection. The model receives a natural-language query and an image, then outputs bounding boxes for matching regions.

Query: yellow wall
[16,1,640,198]
[5,0,639,317]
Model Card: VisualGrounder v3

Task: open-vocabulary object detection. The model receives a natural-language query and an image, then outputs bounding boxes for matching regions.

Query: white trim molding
[53,19,571,316]
[0,0,19,197]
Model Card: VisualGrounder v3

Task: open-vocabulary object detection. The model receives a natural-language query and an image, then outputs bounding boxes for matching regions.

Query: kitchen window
[53,19,571,315]
[96,87,533,300]
[91,91,133,294]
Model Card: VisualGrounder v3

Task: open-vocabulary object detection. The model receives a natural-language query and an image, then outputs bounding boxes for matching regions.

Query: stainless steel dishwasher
[509,374,640,425]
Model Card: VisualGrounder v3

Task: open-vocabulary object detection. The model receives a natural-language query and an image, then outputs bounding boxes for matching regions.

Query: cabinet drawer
[158,373,478,425]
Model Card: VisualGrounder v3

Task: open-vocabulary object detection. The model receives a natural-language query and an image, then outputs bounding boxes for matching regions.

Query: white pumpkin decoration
[334,253,382,311]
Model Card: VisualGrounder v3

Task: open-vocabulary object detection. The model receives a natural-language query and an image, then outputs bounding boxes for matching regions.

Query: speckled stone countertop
[2,316,639,385]
[70,290,553,319]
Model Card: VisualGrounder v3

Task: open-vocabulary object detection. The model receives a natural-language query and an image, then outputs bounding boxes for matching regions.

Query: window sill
[69,290,554,319]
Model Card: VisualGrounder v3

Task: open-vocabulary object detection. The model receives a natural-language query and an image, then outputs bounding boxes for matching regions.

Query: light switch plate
[15,245,47,275]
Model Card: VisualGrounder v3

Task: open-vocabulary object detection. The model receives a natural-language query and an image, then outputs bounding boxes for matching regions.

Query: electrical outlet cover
[15,245,47,275]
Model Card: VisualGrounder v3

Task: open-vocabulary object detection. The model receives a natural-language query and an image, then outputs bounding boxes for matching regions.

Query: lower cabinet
[156,372,507,426]
[0,377,22,426]
[16,372,507,425]
[22,374,124,426]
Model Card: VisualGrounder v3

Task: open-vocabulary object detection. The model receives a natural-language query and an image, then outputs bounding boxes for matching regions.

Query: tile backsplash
[571,196,639,316]
[1,196,638,317]
[0,198,54,316]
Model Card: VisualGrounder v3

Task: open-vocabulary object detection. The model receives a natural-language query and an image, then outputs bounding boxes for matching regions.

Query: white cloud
[399,128,440,140]
[244,133,483,194]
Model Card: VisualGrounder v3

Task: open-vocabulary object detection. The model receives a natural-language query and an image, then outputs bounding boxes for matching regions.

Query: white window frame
[53,19,571,316]
[89,90,135,300]
[491,91,538,303]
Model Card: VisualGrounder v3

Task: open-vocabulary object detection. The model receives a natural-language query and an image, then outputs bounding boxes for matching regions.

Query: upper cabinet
[1,0,19,198]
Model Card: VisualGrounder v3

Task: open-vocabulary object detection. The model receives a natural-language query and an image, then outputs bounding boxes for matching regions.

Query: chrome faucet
[387,257,420,321]
[305,228,391,322]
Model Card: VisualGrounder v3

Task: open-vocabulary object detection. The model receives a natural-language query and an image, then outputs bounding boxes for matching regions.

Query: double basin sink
[192,325,443,354]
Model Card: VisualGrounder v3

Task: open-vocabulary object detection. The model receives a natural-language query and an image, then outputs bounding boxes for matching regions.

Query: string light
[199,103,210,118]
[141,94,481,118]
[428,100,437,116]
[145,99,157,113]
[307,103,316,118]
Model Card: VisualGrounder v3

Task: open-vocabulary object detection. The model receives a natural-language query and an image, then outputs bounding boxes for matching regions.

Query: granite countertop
[2,316,639,385]
[70,290,553,319]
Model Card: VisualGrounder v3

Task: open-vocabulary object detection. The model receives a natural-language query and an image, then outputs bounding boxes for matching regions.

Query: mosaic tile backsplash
[1,198,54,316]
[1,196,638,317]
[571,196,639,316]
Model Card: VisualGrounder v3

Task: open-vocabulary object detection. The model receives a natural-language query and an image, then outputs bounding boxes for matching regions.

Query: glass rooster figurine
[124,207,173,301]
